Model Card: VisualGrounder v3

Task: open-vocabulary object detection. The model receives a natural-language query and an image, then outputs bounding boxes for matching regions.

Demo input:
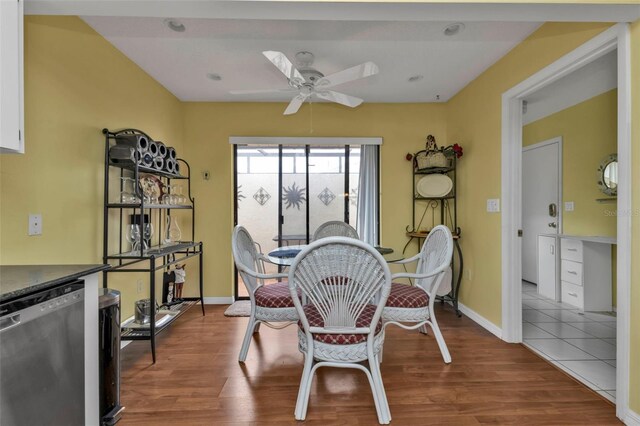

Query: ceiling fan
[230,51,379,115]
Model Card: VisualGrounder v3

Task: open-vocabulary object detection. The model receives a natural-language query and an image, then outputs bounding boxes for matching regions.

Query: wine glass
[162,184,173,205]
[142,223,154,251]
[125,224,141,255]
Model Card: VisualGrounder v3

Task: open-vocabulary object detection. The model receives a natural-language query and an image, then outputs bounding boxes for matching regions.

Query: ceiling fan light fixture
[164,18,186,33]
[207,73,222,81]
[408,74,424,83]
[443,22,465,37]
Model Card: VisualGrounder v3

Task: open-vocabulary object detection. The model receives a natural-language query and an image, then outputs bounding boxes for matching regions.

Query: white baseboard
[624,408,640,426]
[203,297,234,305]
[458,302,503,339]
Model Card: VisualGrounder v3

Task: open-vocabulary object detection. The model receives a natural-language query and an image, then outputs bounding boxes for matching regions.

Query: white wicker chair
[312,220,359,241]
[231,225,299,363]
[382,225,454,364]
[288,237,392,424]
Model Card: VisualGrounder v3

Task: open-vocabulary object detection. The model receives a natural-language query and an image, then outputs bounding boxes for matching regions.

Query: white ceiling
[82,17,542,102]
[523,50,617,125]
[36,1,635,105]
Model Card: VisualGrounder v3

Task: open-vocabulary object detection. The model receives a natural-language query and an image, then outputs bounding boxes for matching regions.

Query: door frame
[501,23,631,419]
[522,136,563,289]
[232,142,381,300]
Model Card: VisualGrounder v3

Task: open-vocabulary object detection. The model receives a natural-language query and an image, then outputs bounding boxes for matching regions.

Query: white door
[522,137,561,284]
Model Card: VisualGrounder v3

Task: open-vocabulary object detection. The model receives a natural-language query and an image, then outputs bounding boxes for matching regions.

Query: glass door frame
[233,144,380,300]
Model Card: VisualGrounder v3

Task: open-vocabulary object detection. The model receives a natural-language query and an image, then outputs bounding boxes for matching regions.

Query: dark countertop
[0,264,110,303]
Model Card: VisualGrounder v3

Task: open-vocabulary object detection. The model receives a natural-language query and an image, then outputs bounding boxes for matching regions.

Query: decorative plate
[139,174,163,201]
[416,174,453,198]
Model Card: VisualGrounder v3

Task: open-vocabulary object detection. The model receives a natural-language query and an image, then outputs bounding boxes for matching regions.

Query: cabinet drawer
[561,259,583,286]
[561,239,583,262]
[561,281,584,309]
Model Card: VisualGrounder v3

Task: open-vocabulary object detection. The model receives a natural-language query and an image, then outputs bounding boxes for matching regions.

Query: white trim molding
[229,136,382,146]
[624,409,640,426]
[203,297,234,305]
[501,23,631,420]
[458,302,502,339]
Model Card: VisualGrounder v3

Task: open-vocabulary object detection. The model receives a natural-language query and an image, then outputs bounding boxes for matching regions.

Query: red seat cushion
[385,283,429,308]
[299,304,382,345]
[254,282,295,308]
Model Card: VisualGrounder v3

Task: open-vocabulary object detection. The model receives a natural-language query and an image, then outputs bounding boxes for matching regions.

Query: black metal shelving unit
[405,150,464,316]
[101,128,204,363]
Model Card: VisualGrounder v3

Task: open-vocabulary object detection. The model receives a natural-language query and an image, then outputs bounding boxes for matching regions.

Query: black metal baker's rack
[101,128,204,363]
[404,150,464,316]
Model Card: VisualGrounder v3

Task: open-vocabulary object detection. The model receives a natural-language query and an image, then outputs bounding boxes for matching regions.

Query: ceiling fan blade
[284,94,309,115]
[263,51,304,84]
[316,62,379,89]
[316,90,363,108]
[229,88,297,95]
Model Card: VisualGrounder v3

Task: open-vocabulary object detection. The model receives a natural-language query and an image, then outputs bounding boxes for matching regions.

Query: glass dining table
[266,244,403,267]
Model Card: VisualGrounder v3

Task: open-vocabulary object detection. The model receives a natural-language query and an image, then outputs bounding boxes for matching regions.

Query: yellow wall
[0,16,187,319]
[629,18,640,417]
[182,102,448,297]
[523,89,617,237]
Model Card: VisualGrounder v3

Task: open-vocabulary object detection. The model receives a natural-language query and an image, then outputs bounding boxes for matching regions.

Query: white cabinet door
[537,236,557,300]
[0,0,24,154]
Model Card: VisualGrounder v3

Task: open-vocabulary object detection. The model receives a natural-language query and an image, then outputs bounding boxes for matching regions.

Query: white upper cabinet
[0,0,24,154]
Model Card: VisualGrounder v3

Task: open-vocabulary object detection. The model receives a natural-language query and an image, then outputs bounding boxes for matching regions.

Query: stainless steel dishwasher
[0,280,85,426]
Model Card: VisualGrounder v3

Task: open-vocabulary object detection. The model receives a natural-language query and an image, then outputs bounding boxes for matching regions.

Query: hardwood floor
[120,305,619,425]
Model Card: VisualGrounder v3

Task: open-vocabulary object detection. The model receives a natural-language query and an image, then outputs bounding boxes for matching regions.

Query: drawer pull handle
[568,270,578,275]
[567,248,578,252]
[568,292,578,297]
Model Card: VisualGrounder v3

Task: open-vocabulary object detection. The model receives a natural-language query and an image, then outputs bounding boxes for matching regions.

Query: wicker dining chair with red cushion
[288,237,392,424]
[383,225,454,364]
[231,225,299,363]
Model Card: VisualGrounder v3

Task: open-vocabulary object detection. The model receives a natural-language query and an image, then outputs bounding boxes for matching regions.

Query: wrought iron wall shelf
[406,150,464,316]
[101,128,204,364]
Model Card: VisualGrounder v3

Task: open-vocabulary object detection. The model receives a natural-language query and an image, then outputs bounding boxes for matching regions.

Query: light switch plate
[565,201,575,212]
[28,214,42,236]
[486,199,500,213]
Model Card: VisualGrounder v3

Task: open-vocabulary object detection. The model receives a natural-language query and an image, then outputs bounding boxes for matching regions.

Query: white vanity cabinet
[0,0,24,153]
[537,234,614,311]
[559,237,612,311]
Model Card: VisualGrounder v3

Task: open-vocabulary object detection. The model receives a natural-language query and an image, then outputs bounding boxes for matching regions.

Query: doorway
[501,24,631,418]
[233,142,379,299]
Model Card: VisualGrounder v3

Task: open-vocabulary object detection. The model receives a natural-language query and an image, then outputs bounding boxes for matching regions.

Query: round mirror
[597,153,617,196]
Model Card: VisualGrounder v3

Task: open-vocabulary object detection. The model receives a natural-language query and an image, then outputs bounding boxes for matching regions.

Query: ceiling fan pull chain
[309,100,314,134]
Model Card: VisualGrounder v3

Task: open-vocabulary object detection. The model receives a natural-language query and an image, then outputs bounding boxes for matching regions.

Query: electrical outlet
[28,214,42,236]
[486,199,500,213]
[137,280,143,294]
[565,201,575,212]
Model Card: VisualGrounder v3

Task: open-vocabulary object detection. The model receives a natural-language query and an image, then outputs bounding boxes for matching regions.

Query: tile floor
[521,281,617,403]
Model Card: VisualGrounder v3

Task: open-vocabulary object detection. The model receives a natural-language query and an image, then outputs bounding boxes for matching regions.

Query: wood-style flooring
[120,305,619,425]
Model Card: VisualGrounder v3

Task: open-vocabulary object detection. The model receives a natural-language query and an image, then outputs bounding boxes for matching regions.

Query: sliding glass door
[280,146,308,246]
[234,143,376,299]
